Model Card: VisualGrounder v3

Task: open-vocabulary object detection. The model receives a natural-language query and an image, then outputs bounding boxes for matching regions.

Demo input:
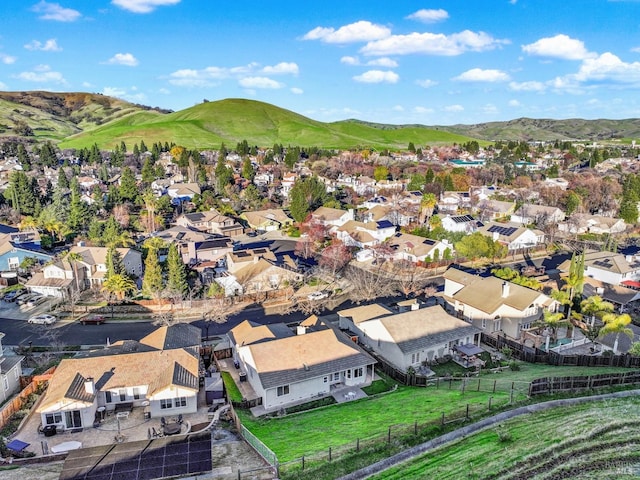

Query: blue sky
[1,0,640,125]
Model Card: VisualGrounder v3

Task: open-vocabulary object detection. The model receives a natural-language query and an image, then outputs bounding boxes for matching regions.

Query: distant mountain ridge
[0,91,638,148]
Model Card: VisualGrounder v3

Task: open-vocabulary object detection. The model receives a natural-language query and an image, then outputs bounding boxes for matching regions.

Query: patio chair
[177,414,183,424]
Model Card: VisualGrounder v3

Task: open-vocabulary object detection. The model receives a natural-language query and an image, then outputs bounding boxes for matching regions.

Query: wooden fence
[0,368,55,432]
[529,371,640,396]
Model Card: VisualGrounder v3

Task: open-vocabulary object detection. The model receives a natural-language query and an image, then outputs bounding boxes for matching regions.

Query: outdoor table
[163,422,181,435]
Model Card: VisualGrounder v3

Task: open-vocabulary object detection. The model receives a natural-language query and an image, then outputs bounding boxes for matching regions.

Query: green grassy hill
[59,98,477,150]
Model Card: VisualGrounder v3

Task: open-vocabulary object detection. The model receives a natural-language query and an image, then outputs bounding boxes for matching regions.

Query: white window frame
[160,398,173,409]
[277,385,290,397]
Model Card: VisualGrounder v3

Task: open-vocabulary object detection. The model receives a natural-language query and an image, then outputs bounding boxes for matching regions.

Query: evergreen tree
[68,177,88,231]
[166,243,188,297]
[141,158,156,184]
[140,140,147,153]
[119,167,138,202]
[87,218,104,245]
[425,168,435,184]
[241,157,255,181]
[142,245,163,298]
[57,169,69,189]
[214,151,233,194]
[102,216,122,247]
[289,176,327,222]
[105,246,124,279]
[6,170,39,216]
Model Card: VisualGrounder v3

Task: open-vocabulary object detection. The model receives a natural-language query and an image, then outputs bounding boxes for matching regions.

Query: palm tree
[537,310,569,345]
[102,273,137,318]
[107,230,135,249]
[580,295,614,326]
[600,312,634,354]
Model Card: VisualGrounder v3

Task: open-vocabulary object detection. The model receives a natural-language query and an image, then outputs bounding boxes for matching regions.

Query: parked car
[307,291,329,301]
[17,293,38,306]
[25,295,46,308]
[28,314,57,325]
[3,289,26,302]
[80,315,105,325]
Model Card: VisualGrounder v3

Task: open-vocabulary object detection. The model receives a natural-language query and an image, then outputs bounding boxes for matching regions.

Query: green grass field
[237,363,635,463]
[369,396,640,479]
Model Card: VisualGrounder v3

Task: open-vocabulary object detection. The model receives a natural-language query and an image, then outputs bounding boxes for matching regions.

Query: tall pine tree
[166,243,187,298]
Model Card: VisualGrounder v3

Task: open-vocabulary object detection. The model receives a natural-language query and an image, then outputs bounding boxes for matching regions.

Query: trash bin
[43,425,57,437]
[239,371,247,382]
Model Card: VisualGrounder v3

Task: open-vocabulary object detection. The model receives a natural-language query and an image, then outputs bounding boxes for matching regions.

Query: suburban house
[225,248,277,273]
[387,232,453,263]
[338,304,481,371]
[176,209,244,237]
[311,207,354,229]
[477,222,545,252]
[475,199,517,221]
[167,182,201,201]
[36,324,201,431]
[228,319,376,411]
[25,259,80,298]
[335,220,396,249]
[0,332,23,404]
[441,215,479,233]
[559,251,640,286]
[69,245,143,287]
[511,204,565,226]
[240,209,293,232]
[152,226,232,264]
[0,232,53,272]
[438,192,471,215]
[442,267,556,340]
[558,214,627,236]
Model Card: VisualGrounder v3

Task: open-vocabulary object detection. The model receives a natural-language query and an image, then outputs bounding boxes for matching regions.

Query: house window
[354,368,363,378]
[119,389,126,401]
[45,413,62,425]
[323,376,328,383]
[411,352,420,364]
[174,397,187,407]
[3,377,8,391]
[333,372,340,381]
[105,391,112,403]
[160,399,173,409]
[481,319,487,329]
[133,388,141,400]
[8,257,19,270]
[346,370,352,379]
[277,385,290,397]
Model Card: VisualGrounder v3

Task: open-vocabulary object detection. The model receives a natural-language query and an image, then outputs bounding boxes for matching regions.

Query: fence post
[465,404,470,420]
[449,378,453,389]
[488,396,492,411]
[436,377,439,389]
[388,426,391,444]
[441,412,445,426]
[461,379,466,395]
[302,456,305,470]
[493,380,496,393]
[237,470,241,480]
[414,420,418,435]
[329,447,332,462]
[510,383,514,404]
[356,438,360,452]
[477,378,481,392]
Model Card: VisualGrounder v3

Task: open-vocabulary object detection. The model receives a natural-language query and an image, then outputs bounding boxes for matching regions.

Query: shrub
[495,424,513,443]
[509,361,520,371]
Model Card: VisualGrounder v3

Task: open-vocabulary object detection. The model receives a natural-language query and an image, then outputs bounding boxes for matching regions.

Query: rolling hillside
[1,91,640,149]
[59,98,476,150]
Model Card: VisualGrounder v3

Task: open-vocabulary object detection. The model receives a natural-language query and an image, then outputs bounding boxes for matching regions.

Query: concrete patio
[13,389,212,457]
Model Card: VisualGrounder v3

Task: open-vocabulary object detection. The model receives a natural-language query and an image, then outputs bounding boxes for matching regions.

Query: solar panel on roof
[487,225,517,236]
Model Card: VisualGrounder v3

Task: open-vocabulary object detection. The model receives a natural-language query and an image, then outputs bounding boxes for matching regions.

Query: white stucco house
[441,215,479,233]
[442,267,557,340]
[228,319,376,412]
[311,207,355,229]
[36,325,201,431]
[0,332,23,404]
[477,222,545,251]
[338,304,481,371]
[559,251,640,286]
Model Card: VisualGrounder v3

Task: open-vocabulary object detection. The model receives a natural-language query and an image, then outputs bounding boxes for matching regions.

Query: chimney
[296,325,307,335]
[410,300,419,311]
[77,240,86,247]
[84,377,95,395]
[501,281,510,298]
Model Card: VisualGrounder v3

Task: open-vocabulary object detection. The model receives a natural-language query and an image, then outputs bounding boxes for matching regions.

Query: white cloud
[0,53,17,64]
[406,9,449,23]
[509,80,545,91]
[483,104,499,114]
[352,70,399,83]
[360,30,508,56]
[158,87,170,94]
[81,81,93,88]
[341,56,359,65]
[31,1,81,21]
[522,34,594,60]
[631,46,640,53]
[102,87,127,97]
[14,64,66,84]
[106,53,139,66]
[303,21,391,44]
[508,99,521,107]
[453,68,510,82]
[416,79,438,88]
[24,38,62,51]
[238,77,284,89]
[0,81,7,89]
[366,57,398,67]
[444,104,464,112]
[290,87,304,94]
[261,62,299,75]
[392,105,404,111]
[413,106,434,114]
[111,0,180,13]
[573,52,640,83]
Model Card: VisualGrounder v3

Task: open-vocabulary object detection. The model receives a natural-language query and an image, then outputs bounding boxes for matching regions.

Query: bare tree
[390,260,431,298]
[344,264,397,303]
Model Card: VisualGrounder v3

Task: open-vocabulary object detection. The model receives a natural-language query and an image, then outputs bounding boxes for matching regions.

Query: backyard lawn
[238,363,637,463]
